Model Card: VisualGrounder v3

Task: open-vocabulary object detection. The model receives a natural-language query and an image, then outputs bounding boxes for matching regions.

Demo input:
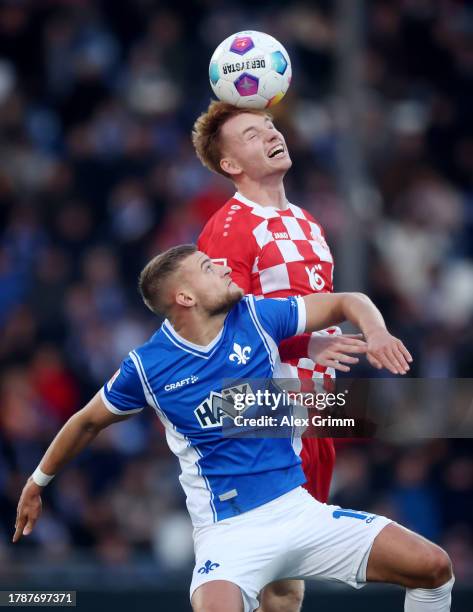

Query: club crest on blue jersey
[229,342,251,365]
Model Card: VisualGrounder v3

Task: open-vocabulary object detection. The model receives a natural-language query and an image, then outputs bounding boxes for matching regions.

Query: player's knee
[260,580,304,612]
[419,546,453,588]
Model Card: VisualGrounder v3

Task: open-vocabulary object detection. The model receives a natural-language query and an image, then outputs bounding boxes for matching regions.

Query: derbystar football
[209,31,292,109]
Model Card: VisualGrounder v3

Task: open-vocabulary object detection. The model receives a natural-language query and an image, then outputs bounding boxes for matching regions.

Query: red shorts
[300,437,336,503]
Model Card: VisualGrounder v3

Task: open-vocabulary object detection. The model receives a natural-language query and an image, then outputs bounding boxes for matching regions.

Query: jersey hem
[194,476,306,528]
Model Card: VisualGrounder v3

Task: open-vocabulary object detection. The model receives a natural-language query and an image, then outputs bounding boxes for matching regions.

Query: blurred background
[0,0,472,609]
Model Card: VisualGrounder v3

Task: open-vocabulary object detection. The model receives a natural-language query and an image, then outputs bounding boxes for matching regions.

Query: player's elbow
[348,291,371,303]
[340,292,372,320]
[70,410,104,436]
[343,292,372,310]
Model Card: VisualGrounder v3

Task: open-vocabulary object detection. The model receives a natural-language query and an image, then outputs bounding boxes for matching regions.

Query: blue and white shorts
[190,486,392,612]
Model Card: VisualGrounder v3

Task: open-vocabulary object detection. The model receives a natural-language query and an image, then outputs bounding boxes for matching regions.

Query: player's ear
[175,290,195,309]
[220,156,242,177]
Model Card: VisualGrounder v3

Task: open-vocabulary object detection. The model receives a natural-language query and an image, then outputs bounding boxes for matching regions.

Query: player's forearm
[304,292,387,336]
[34,392,128,479]
[37,411,104,477]
[340,293,386,338]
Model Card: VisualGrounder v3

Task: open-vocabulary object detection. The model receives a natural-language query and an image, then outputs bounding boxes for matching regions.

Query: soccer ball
[209,31,292,109]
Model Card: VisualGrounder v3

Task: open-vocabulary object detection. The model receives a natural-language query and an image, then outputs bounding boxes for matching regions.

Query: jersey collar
[234,191,290,217]
[162,319,225,359]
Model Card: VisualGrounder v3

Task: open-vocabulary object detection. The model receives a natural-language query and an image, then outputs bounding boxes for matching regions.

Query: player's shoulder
[224,295,258,325]
[287,201,319,224]
[199,196,257,241]
[130,326,175,367]
[237,294,285,315]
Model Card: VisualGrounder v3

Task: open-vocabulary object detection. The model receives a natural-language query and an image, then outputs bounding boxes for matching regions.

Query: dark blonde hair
[138,244,197,316]
[192,100,269,178]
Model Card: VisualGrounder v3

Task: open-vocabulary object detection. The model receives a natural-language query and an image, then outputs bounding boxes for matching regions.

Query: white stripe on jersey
[287,203,307,219]
[281,216,307,241]
[245,296,304,457]
[259,263,291,293]
[252,219,272,249]
[130,350,217,524]
[276,240,305,263]
[100,387,144,415]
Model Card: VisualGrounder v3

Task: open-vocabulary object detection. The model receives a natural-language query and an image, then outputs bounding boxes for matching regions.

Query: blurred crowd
[0,0,472,587]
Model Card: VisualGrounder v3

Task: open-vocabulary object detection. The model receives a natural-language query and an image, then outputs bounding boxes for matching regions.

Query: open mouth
[267,144,285,159]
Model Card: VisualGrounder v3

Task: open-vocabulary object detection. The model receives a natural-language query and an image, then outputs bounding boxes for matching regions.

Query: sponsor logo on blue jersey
[164,375,199,392]
[194,392,224,429]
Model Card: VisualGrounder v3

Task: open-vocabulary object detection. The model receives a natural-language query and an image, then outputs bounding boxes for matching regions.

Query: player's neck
[169,312,226,348]
[236,177,287,209]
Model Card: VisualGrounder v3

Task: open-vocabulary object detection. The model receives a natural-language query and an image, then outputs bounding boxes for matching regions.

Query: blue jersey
[101,295,307,527]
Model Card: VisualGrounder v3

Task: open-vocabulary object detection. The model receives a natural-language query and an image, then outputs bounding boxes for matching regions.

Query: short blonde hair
[138,244,197,316]
[192,100,269,178]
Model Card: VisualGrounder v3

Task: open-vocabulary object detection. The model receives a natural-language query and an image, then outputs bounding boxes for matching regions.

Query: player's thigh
[192,580,244,612]
[190,510,284,612]
[286,491,392,588]
[367,522,453,588]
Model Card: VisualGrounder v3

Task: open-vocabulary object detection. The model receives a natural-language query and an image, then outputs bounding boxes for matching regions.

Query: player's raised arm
[302,292,413,375]
[13,392,130,543]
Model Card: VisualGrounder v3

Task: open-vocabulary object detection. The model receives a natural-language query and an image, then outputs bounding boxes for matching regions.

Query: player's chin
[269,154,292,169]
[229,282,244,299]
[211,287,243,315]
[281,154,292,168]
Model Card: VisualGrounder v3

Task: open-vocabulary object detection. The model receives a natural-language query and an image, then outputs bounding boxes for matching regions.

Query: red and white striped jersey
[198,191,337,379]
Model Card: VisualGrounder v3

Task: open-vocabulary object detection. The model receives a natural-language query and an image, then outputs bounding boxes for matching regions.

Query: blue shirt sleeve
[251,296,306,345]
[101,353,147,415]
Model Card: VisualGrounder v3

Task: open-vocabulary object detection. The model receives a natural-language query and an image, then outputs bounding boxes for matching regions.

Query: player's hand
[13,478,43,543]
[308,333,367,373]
[365,327,413,375]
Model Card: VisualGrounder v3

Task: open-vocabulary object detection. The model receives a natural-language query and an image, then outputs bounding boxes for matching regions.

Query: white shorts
[190,487,392,612]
